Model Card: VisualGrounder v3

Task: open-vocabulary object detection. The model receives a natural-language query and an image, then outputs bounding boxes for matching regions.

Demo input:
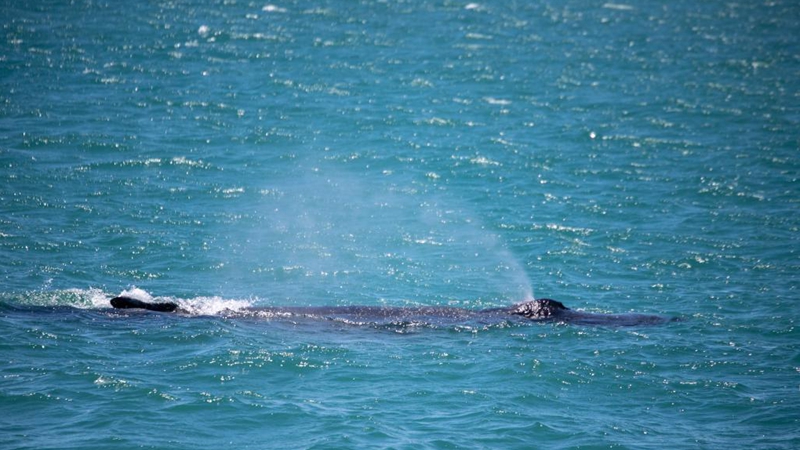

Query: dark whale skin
[109,296,674,326]
[110,296,179,312]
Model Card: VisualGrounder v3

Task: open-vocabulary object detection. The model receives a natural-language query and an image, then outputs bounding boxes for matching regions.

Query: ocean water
[1,0,798,448]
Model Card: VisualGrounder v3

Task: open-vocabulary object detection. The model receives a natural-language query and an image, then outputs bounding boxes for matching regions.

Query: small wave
[107,157,212,170]
[2,288,110,309]
[483,97,511,106]
[602,3,634,11]
[262,4,287,13]
[470,156,501,167]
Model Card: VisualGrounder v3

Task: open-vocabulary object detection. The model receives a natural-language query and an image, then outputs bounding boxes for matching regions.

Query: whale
[109,296,675,326]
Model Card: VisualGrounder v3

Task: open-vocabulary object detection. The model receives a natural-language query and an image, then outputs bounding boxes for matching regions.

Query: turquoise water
[1,0,798,448]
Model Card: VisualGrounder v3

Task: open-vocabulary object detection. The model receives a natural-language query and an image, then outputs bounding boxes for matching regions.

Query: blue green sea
[1,0,798,448]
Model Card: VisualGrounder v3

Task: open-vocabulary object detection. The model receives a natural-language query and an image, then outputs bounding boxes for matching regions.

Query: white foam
[483,97,511,106]
[117,287,154,302]
[602,3,634,11]
[262,4,287,13]
[170,156,210,168]
[469,156,501,167]
[85,288,115,308]
[175,296,254,316]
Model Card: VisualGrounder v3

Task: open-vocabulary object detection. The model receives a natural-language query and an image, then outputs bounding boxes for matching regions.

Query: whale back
[511,299,569,320]
[111,296,179,312]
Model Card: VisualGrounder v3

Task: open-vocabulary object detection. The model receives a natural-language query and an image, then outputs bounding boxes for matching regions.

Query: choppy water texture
[1,0,798,448]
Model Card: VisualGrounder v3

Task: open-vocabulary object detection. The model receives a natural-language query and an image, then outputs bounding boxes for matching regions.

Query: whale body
[110,296,179,312]
[109,296,674,326]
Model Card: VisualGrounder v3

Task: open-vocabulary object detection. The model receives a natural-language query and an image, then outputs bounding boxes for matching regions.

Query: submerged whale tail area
[111,296,178,312]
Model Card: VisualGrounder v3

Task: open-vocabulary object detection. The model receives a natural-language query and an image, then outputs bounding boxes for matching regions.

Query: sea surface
[1,0,798,448]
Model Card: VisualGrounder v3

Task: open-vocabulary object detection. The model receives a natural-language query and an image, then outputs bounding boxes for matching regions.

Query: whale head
[512,298,569,320]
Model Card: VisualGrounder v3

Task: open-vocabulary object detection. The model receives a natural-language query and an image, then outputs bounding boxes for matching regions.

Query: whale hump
[512,298,569,319]
[110,296,178,312]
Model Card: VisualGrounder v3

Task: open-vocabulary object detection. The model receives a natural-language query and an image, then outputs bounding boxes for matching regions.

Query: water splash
[4,287,111,309]
[117,287,254,315]
[177,296,253,316]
